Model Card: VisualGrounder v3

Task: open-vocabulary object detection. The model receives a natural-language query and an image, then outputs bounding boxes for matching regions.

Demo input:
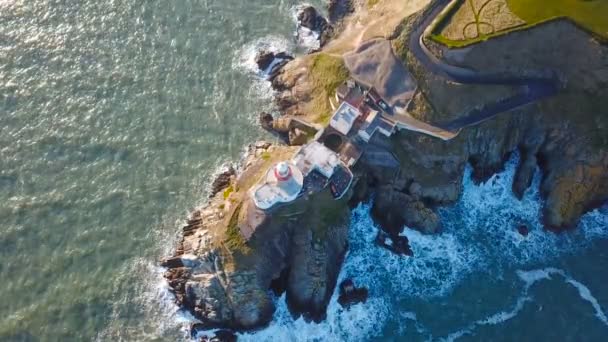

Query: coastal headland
[162,0,608,336]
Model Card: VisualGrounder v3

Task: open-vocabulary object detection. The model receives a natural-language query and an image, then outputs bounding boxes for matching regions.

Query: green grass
[367,0,381,9]
[224,202,250,253]
[429,23,528,48]
[430,0,608,47]
[261,151,272,160]
[507,0,608,39]
[309,190,349,241]
[309,53,349,124]
[222,185,234,199]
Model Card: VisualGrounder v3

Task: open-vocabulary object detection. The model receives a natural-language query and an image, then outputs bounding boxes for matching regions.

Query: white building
[250,142,348,210]
[329,102,361,136]
[250,162,304,210]
[357,109,394,142]
[292,141,341,178]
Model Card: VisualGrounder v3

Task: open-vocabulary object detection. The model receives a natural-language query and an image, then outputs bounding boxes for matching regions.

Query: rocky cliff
[386,13,608,231]
[163,0,608,334]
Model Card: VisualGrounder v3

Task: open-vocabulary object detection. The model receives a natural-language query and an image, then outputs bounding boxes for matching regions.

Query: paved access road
[406,0,560,136]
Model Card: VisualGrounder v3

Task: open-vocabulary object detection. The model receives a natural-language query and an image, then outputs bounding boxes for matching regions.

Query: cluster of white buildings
[250,142,348,210]
[330,81,395,143]
[250,80,398,211]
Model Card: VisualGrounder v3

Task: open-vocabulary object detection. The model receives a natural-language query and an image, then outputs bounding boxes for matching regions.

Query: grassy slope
[309,54,349,124]
[431,0,608,47]
[507,0,608,37]
[224,202,249,253]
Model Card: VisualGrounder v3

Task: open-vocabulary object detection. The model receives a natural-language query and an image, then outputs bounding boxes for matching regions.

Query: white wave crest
[232,35,293,102]
[443,267,608,341]
[233,36,292,77]
[517,268,608,326]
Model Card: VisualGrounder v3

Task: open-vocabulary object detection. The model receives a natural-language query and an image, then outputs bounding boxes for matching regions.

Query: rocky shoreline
[162,0,608,338]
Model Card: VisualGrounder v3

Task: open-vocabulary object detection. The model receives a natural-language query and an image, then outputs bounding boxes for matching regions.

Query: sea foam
[150,150,607,341]
[233,153,608,341]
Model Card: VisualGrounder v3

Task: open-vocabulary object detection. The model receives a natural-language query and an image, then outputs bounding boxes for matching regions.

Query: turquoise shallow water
[1,1,607,341]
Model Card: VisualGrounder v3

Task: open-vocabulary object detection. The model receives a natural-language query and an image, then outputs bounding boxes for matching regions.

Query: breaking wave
[233,36,293,78]
[232,35,293,104]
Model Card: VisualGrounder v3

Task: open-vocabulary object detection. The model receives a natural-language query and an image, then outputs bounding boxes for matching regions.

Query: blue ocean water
[1,0,606,341]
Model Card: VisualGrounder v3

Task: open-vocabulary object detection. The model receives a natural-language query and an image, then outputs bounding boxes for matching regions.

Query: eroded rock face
[381,15,608,233]
[209,166,236,199]
[287,212,348,321]
[255,51,294,80]
[443,20,608,230]
[297,6,334,47]
[372,184,441,234]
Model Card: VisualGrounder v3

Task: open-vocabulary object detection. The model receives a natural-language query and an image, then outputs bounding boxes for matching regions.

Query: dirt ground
[324,0,432,55]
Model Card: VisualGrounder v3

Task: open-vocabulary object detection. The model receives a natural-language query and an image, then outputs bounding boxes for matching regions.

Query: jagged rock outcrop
[297,6,333,47]
[258,112,274,132]
[209,166,236,199]
[254,51,294,80]
[337,279,368,308]
[328,0,354,23]
[372,184,441,234]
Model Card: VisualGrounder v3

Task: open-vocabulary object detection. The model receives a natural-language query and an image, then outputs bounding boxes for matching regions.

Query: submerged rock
[337,279,368,308]
[375,231,413,257]
[517,224,530,237]
[192,324,237,342]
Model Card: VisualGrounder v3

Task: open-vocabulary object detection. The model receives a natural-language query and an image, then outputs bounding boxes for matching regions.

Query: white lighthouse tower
[251,161,304,210]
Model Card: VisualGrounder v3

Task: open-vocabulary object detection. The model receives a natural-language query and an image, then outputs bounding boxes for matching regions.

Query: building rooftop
[330,102,361,136]
[343,39,417,110]
[293,141,340,179]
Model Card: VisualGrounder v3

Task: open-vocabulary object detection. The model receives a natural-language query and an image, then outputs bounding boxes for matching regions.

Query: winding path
[405,0,560,134]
